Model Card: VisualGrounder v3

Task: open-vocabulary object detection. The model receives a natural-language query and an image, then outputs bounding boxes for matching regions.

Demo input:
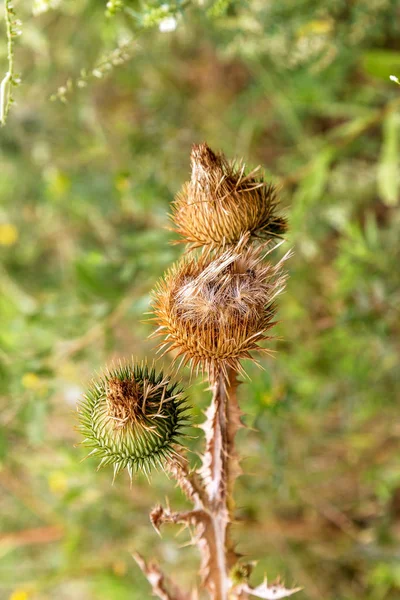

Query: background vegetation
[1,1,400,598]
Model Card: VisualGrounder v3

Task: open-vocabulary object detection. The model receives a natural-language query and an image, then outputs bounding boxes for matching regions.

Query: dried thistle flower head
[77,362,189,480]
[152,243,287,378]
[171,143,287,250]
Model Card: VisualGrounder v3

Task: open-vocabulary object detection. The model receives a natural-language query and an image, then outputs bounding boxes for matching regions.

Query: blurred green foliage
[1,1,400,599]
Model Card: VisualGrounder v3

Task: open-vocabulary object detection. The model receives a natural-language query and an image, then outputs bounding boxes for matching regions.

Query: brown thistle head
[152,243,288,379]
[171,143,287,251]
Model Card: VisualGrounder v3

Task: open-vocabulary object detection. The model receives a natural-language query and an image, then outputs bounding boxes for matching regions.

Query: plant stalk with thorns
[78,143,300,600]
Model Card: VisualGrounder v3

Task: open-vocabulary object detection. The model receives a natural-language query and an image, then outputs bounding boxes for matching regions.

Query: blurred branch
[50,41,136,103]
[51,0,193,103]
[0,526,63,552]
[297,488,360,542]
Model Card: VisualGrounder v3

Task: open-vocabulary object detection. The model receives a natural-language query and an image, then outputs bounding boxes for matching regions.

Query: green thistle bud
[77,362,189,480]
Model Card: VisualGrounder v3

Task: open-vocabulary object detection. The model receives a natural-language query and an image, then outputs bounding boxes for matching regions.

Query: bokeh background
[1,1,400,599]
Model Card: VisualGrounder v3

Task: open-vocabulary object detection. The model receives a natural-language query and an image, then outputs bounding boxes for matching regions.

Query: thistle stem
[198,367,241,600]
[140,370,242,600]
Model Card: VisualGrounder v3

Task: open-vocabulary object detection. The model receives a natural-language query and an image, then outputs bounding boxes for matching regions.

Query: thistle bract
[152,244,287,378]
[171,143,287,250]
[77,362,188,479]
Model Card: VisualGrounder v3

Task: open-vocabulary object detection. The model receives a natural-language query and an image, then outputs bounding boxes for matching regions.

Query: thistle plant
[77,143,300,600]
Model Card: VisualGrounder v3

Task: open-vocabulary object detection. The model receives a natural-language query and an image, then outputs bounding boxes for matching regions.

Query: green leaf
[361,50,400,81]
[292,147,334,227]
[377,111,400,206]
[207,0,235,18]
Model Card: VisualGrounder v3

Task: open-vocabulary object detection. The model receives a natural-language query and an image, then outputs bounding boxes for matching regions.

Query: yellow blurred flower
[48,470,68,495]
[262,392,275,406]
[112,559,127,576]
[22,373,41,389]
[297,19,332,38]
[262,384,285,406]
[115,173,131,193]
[45,167,70,198]
[9,590,30,600]
[0,223,18,246]
[58,361,80,380]
[22,373,48,395]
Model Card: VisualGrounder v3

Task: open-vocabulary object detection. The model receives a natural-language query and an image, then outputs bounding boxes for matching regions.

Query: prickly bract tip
[171,142,287,250]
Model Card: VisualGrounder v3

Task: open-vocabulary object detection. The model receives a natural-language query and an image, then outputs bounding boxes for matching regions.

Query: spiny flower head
[152,243,288,379]
[171,143,287,251]
[77,361,189,480]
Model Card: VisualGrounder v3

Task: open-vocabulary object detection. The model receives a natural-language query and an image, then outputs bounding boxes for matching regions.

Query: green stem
[1,0,17,125]
[5,1,14,77]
